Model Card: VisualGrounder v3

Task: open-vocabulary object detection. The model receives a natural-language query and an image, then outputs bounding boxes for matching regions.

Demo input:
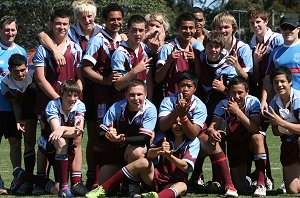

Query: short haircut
[125,79,147,93]
[270,66,292,83]
[247,6,269,22]
[127,14,146,29]
[175,12,196,29]
[101,3,124,20]
[145,12,170,32]
[50,8,71,23]
[59,80,81,96]
[0,16,17,29]
[211,12,238,34]
[228,76,249,90]
[192,7,204,14]
[176,71,198,88]
[203,30,225,49]
[72,0,97,18]
[8,54,26,69]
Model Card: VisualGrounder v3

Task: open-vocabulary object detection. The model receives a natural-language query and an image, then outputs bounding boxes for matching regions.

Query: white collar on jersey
[2,70,33,93]
[58,98,81,122]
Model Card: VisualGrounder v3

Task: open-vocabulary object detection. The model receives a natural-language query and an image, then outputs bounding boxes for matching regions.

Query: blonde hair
[72,0,97,19]
[145,13,169,32]
[211,12,238,35]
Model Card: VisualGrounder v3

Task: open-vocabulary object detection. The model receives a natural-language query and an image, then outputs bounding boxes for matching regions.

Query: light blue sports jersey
[267,40,300,90]
[213,95,261,118]
[159,93,207,128]
[0,42,27,111]
[103,98,157,137]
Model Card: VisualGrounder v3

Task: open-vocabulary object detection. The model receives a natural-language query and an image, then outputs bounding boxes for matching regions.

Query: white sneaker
[225,187,238,197]
[276,181,286,194]
[265,177,273,190]
[32,184,45,195]
[253,185,266,197]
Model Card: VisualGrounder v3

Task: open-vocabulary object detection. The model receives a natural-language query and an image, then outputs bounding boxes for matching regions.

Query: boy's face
[126,85,147,112]
[9,64,27,81]
[0,21,17,45]
[272,74,292,97]
[147,20,163,33]
[51,17,70,39]
[281,26,300,45]
[61,92,79,112]
[206,43,222,62]
[77,12,95,32]
[214,22,234,43]
[193,12,205,33]
[178,79,196,102]
[230,83,249,108]
[178,20,195,41]
[249,17,268,37]
[172,117,184,137]
[104,11,123,34]
[128,22,146,45]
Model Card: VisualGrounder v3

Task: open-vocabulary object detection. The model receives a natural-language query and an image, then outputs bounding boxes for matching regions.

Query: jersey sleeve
[237,44,253,73]
[111,49,127,75]
[213,99,227,118]
[83,36,107,66]
[75,101,86,120]
[182,138,200,173]
[139,104,157,137]
[102,101,120,127]
[192,99,207,128]
[158,95,176,117]
[247,96,261,115]
[157,44,173,66]
[33,45,47,67]
[45,100,59,123]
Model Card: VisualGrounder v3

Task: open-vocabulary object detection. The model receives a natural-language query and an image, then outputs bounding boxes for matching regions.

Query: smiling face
[229,83,249,108]
[126,85,147,112]
[104,11,123,35]
[177,20,196,41]
[193,12,205,33]
[0,21,17,47]
[281,25,300,45]
[51,17,70,39]
[61,92,79,113]
[272,74,292,97]
[77,11,95,33]
[9,64,27,81]
[206,42,222,62]
[249,17,268,37]
[214,22,234,43]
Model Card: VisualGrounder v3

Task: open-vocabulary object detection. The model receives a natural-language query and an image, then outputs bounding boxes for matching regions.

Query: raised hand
[226,49,238,67]
[176,93,192,117]
[253,43,267,64]
[184,44,195,60]
[17,121,26,133]
[212,75,226,92]
[226,97,240,115]
[133,56,153,74]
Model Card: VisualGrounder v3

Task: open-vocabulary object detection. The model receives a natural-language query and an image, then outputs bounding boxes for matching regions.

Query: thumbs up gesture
[158,137,173,156]
[212,75,226,92]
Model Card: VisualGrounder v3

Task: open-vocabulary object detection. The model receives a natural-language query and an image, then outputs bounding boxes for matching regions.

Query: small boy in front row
[263,66,300,194]
[86,117,200,198]
[10,80,86,197]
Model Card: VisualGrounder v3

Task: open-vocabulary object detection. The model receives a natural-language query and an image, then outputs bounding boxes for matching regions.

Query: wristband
[181,115,188,122]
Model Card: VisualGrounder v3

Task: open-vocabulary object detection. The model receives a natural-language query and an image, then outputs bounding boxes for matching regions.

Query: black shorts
[0,111,21,140]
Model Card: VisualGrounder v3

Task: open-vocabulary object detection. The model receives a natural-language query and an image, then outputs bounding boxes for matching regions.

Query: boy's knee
[286,180,300,194]
[251,134,264,145]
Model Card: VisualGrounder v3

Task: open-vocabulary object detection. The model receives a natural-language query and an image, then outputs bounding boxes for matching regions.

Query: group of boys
[0,0,299,198]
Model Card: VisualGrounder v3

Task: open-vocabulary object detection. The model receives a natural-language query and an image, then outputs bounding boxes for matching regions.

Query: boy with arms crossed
[263,67,300,194]
[208,76,267,196]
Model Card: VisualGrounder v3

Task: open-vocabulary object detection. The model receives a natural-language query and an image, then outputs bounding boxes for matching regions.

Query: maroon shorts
[100,143,126,166]
[227,139,251,167]
[280,136,300,166]
[152,168,185,192]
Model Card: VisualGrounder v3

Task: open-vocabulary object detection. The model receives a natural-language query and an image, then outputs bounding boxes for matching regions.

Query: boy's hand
[16,121,26,133]
[253,43,267,64]
[48,126,65,143]
[262,106,283,126]
[158,137,173,157]
[133,56,153,74]
[212,75,225,92]
[183,45,195,60]
[53,51,66,67]
[209,129,222,143]
[176,93,192,117]
[226,97,240,115]
[226,49,239,67]
[74,119,83,134]
[170,47,181,60]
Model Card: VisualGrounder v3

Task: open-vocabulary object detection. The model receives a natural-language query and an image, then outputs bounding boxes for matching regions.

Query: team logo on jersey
[294,53,300,62]
[134,116,142,125]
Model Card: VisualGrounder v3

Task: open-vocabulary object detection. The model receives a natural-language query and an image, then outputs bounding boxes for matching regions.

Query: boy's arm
[155,47,177,83]
[38,31,66,66]
[10,98,25,132]
[35,66,60,99]
[81,60,113,85]
[261,75,272,112]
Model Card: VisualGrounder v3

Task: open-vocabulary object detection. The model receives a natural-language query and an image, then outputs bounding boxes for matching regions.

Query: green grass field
[0,127,297,197]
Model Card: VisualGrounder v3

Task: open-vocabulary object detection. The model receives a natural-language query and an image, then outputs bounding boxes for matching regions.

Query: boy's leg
[124,144,147,163]
[23,119,37,174]
[283,163,300,194]
[230,165,247,193]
